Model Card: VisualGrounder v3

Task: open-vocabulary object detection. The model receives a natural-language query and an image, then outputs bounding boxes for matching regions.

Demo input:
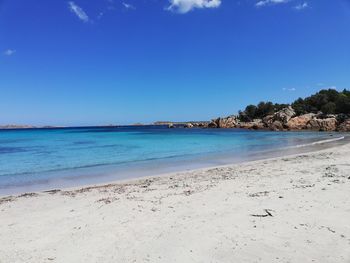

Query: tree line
[238,89,350,122]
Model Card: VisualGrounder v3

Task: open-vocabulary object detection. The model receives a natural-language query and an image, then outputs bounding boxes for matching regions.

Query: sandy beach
[1,143,350,263]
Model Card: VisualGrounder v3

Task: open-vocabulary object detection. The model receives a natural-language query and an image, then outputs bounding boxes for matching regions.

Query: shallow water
[0,126,346,195]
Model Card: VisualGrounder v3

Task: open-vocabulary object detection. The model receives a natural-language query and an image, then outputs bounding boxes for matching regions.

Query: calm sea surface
[0,126,344,195]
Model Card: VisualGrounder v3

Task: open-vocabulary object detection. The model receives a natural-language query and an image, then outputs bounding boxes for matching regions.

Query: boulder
[269,121,284,131]
[208,120,218,128]
[209,116,237,128]
[196,122,209,128]
[337,119,350,132]
[220,116,237,128]
[237,120,265,130]
[273,106,296,124]
[308,118,337,131]
[252,121,266,130]
[185,123,194,128]
[262,115,274,126]
[286,113,316,130]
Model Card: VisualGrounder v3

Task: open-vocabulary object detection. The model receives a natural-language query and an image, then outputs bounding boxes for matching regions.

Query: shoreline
[0,134,348,198]
[1,138,350,262]
[34,134,350,193]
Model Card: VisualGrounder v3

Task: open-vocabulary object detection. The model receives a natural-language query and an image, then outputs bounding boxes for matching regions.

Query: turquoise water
[0,126,343,195]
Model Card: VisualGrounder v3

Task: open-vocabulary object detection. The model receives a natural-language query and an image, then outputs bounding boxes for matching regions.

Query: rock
[337,119,350,132]
[287,113,316,130]
[209,116,237,128]
[273,106,296,124]
[287,113,337,131]
[208,121,218,128]
[267,106,295,130]
[237,120,265,130]
[237,122,255,129]
[168,124,175,128]
[252,122,265,130]
[262,115,274,126]
[270,121,284,131]
[308,118,337,131]
[325,114,337,119]
[185,123,194,128]
[218,116,237,128]
[197,122,209,128]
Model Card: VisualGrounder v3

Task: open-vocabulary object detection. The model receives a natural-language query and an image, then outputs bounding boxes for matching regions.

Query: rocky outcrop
[262,106,296,131]
[208,121,218,128]
[168,106,349,132]
[338,119,350,132]
[269,121,284,131]
[163,122,209,128]
[286,113,316,130]
[237,120,265,130]
[273,106,296,124]
[209,116,237,128]
[262,115,274,126]
[286,113,337,131]
[308,118,338,131]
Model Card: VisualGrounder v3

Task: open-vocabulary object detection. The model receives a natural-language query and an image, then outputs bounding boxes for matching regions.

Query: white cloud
[167,0,221,14]
[294,2,308,10]
[283,87,296,91]
[3,49,16,56]
[256,0,289,7]
[122,2,135,10]
[68,1,89,23]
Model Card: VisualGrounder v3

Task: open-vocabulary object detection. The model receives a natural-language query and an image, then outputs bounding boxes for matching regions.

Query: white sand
[1,143,350,263]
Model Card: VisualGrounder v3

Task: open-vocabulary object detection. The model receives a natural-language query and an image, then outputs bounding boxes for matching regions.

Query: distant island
[0,125,36,129]
[164,89,350,132]
[0,125,61,130]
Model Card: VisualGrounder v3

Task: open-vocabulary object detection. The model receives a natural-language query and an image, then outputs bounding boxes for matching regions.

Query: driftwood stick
[251,209,273,217]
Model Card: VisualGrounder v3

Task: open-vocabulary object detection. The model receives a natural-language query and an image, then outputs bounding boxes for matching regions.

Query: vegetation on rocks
[238,89,350,122]
[166,89,350,131]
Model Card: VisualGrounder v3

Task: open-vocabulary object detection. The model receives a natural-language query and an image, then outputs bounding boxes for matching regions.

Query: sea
[0,126,346,195]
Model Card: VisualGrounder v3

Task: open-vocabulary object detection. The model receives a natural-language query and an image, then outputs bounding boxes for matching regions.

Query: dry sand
[1,143,350,263]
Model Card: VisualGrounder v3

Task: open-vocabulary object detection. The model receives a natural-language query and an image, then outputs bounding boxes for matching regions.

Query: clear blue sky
[1,0,350,126]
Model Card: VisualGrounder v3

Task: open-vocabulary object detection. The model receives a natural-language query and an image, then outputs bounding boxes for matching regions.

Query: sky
[1,0,350,126]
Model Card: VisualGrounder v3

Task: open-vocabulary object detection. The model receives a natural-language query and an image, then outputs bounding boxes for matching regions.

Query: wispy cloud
[167,0,221,14]
[294,2,308,10]
[68,1,89,23]
[122,2,135,10]
[283,87,296,91]
[256,0,289,7]
[3,49,16,56]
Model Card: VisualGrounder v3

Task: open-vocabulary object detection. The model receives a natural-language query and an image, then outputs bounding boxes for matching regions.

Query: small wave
[283,136,345,150]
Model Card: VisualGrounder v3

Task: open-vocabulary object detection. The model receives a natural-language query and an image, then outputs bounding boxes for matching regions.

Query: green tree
[256,101,274,118]
[321,102,336,114]
[335,94,350,114]
[244,104,258,121]
[291,98,307,115]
